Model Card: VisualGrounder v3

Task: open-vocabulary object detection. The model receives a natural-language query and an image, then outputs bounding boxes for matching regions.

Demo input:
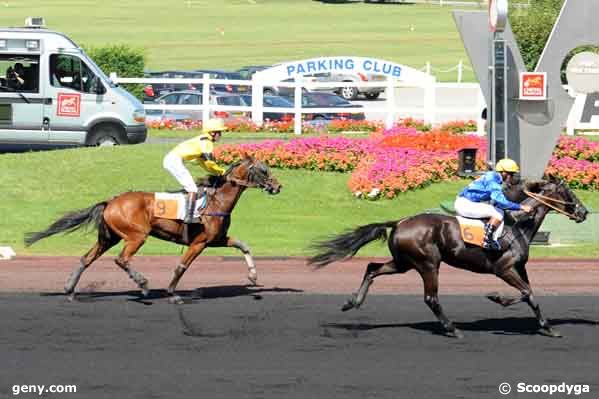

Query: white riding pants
[163,152,198,193]
[454,196,504,221]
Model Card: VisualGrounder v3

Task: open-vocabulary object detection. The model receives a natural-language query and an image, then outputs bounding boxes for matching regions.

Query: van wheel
[340,86,358,101]
[97,136,118,147]
[88,125,123,147]
[364,92,380,100]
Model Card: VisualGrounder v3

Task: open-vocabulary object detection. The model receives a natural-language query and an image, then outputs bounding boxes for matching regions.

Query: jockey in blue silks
[454,158,533,251]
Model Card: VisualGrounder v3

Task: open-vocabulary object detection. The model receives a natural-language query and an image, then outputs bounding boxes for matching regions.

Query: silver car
[306,72,386,100]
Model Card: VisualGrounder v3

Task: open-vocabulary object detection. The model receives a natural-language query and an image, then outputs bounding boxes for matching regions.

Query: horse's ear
[547,174,560,184]
[524,179,545,193]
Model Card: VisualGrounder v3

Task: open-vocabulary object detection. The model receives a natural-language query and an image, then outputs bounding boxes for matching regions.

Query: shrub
[84,44,146,100]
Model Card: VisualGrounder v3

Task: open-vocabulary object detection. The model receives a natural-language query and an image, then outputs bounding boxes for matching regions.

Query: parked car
[148,90,250,122]
[235,65,301,98]
[306,72,386,100]
[244,92,364,121]
[142,70,204,103]
[299,92,365,120]
[239,94,294,122]
[193,69,250,94]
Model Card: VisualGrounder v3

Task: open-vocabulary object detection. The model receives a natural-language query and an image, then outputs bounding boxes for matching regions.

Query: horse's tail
[24,202,108,247]
[308,220,401,268]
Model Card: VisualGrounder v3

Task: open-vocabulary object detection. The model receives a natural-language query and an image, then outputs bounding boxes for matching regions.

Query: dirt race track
[1,256,599,398]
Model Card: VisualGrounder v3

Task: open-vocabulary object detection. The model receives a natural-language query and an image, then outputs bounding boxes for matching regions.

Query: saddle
[153,190,208,221]
[456,216,504,248]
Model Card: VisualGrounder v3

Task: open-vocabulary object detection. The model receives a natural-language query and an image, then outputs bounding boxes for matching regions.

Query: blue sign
[284,57,402,78]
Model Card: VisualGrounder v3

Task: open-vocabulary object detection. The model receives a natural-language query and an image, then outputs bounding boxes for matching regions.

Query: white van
[0,18,146,151]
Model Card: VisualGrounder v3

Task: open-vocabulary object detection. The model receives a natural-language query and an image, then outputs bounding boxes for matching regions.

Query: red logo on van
[57,93,81,117]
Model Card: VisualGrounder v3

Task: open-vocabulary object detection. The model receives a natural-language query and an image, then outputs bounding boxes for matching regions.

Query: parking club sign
[519,72,547,100]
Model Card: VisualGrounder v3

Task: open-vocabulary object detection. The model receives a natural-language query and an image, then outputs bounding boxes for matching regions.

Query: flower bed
[215,123,598,198]
[146,118,382,134]
[546,137,599,190]
[216,125,487,198]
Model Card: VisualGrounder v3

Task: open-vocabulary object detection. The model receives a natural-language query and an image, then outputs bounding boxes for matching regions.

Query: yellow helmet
[202,118,227,133]
[495,158,520,173]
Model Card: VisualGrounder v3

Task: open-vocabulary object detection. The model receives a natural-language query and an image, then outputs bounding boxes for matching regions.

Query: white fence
[111,73,486,134]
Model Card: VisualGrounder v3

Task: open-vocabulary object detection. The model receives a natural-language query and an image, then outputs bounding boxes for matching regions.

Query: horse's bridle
[226,163,271,190]
[523,189,579,219]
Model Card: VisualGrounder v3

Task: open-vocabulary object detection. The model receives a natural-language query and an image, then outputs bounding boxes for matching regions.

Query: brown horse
[25,156,282,304]
[309,179,588,338]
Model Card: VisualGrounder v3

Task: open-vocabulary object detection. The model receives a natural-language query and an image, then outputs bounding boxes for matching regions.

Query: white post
[457,60,463,83]
[385,78,396,129]
[426,61,431,76]
[251,74,264,126]
[202,73,210,125]
[423,79,436,125]
[294,78,302,135]
[109,72,117,82]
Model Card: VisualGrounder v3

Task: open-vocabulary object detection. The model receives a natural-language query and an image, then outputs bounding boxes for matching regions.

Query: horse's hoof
[169,295,185,305]
[538,327,562,338]
[139,283,150,298]
[486,292,501,303]
[247,272,258,286]
[341,300,355,312]
[446,329,464,339]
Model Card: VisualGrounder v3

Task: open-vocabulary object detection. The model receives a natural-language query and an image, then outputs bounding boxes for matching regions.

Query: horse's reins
[523,190,578,219]
[200,164,268,218]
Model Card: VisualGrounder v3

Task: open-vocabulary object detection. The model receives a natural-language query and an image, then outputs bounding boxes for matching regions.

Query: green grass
[1,143,598,258]
[0,0,476,82]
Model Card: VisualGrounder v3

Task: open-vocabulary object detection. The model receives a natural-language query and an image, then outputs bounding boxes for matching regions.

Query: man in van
[163,119,228,224]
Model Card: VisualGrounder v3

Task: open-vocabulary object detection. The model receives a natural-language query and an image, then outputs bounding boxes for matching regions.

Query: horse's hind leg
[114,236,150,297]
[420,270,463,339]
[65,235,120,301]
[342,260,400,311]
[497,267,561,338]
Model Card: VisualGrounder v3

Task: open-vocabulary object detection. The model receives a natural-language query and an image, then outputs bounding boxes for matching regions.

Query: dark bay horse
[309,180,588,338]
[25,156,281,304]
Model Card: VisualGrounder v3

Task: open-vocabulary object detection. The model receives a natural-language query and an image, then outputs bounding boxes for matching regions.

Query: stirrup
[184,192,197,224]
[483,239,501,251]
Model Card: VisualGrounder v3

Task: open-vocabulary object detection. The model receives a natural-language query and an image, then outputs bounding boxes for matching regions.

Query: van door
[0,54,47,151]
[44,53,104,145]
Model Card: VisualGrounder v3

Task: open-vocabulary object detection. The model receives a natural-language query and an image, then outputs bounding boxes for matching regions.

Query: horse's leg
[487,263,531,307]
[65,236,120,301]
[420,270,463,339]
[496,268,561,337]
[167,240,207,304]
[114,237,150,297]
[225,237,258,285]
[342,260,400,311]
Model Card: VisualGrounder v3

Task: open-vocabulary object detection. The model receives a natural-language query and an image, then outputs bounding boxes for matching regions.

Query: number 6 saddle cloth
[456,216,504,248]
[152,192,207,220]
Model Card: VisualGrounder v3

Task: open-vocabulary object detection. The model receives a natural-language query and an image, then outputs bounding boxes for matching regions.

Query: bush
[84,44,146,100]
[510,0,564,71]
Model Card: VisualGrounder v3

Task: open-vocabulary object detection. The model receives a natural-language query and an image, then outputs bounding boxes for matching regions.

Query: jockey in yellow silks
[163,119,227,223]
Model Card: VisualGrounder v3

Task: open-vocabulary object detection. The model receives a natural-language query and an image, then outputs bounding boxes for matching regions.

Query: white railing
[111,72,486,134]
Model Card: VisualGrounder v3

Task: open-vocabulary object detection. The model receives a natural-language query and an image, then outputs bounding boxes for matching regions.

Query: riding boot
[482,223,501,251]
[184,192,197,224]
